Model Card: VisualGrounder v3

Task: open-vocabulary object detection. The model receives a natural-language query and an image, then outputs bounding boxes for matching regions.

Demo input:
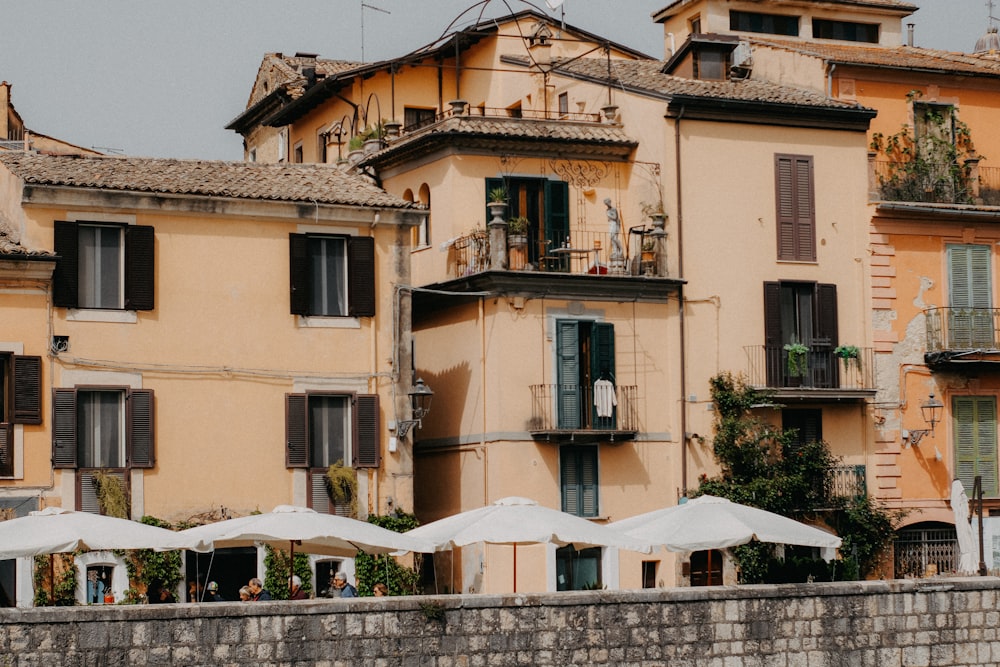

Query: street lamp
[397,378,434,439]
[905,393,944,446]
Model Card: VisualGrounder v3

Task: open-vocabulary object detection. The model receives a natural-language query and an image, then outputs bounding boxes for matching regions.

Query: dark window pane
[308,237,347,316]
[812,19,878,43]
[77,390,123,468]
[730,10,799,36]
[309,395,349,467]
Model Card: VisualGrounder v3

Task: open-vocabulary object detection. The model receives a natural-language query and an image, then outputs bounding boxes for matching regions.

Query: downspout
[674,104,689,498]
[827,62,836,98]
[480,295,488,505]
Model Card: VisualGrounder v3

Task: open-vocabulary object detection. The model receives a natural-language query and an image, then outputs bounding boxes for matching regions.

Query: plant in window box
[783,341,809,377]
[834,344,862,371]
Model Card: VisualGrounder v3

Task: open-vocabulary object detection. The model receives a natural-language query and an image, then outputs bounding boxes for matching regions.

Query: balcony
[828,464,867,502]
[925,307,1000,366]
[743,346,876,398]
[529,383,638,443]
[447,227,665,279]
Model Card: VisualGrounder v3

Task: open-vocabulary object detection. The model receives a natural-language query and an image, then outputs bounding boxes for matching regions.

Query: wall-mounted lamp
[396,378,434,439]
[904,393,944,447]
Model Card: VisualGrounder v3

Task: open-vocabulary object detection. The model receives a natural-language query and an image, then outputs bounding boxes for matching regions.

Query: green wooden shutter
[13,355,42,425]
[347,235,376,318]
[127,389,155,468]
[286,394,309,468]
[289,234,311,316]
[590,323,616,428]
[948,245,993,349]
[52,388,78,468]
[353,394,380,468]
[955,396,998,497]
[556,320,581,429]
[124,225,155,311]
[561,446,598,517]
[52,221,80,308]
[544,180,569,247]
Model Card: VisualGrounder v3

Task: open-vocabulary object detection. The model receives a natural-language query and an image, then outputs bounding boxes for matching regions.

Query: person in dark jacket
[204,581,224,602]
[289,575,309,600]
[248,577,271,601]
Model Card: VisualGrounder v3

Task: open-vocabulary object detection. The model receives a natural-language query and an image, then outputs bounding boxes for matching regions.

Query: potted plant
[834,344,862,371]
[507,216,530,269]
[783,341,809,378]
[642,200,667,230]
[487,187,508,224]
[641,238,656,262]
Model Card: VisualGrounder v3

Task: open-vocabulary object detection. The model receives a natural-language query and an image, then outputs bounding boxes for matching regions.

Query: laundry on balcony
[594,378,617,418]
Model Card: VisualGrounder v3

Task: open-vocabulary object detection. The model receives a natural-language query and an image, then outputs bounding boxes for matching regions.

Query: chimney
[907,23,915,47]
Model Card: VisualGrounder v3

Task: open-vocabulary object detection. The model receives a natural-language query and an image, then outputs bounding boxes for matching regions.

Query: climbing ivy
[33,553,77,606]
[355,511,422,596]
[120,516,185,604]
[263,545,313,600]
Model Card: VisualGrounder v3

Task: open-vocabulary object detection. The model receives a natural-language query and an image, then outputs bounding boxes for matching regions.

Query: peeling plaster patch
[872,310,894,330]
[914,276,935,310]
[874,313,930,432]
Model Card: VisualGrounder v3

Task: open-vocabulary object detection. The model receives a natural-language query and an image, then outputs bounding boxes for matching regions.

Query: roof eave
[666,95,876,131]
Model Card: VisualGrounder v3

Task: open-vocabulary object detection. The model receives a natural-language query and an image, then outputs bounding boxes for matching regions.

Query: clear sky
[0,0,990,161]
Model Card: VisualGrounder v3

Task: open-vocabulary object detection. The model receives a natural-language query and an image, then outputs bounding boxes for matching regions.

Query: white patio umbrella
[0,506,202,560]
[611,495,842,552]
[180,505,434,557]
[404,496,652,591]
[951,479,978,574]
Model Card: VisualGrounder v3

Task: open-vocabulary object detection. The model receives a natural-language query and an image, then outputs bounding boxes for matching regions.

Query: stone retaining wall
[2,578,999,666]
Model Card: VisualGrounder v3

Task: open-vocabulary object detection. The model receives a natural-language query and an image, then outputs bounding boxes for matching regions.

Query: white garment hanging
[593,379,617,418]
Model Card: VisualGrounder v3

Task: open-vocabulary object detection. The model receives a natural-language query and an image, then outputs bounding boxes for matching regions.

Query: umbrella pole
[49,554,55,604]
[513,543,517,593]
[289,541,295,597]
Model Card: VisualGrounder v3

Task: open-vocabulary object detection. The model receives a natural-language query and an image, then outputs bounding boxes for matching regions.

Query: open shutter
[52,221,80,308]
[0,423,12,477]
[764,282,782,385]
[289,233,311,316]
[814,284,839,347]
[544,180,570,246]
[590,323,616,428]
[347,236,375,317]
[13,355,42,424]
[285,393,309,467]
[52,388,78,468]
[353,394,380,468]
[556,320,581,429]
[127,389,155,468]
[124,225,155,311]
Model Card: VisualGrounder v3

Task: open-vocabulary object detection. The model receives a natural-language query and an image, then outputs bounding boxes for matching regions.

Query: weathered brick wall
[2,578,998,666]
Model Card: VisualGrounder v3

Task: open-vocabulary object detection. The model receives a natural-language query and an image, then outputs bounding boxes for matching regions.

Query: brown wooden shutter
[0,423,12,477]
[289,234,311,316]
[285,393,309,467]
[52,388,78,468]
[52,221,79,308]
[347,236,376,317]
[815,283,839,348]
[353,394,380,468]
[774,155,815,262]
[763,282,783,386]
[127,389,155,468]
[13,355,42,424]
[124,225,155,311]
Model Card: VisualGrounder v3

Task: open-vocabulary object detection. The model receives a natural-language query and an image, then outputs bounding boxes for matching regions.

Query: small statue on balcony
[605,198,624,261]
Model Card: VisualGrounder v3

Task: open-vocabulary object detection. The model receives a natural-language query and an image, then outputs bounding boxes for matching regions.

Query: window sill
[297,316,361,329]
[66,309,138,324]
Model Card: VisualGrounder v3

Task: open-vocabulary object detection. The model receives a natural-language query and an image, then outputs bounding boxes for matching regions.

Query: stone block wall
[2,578,999,666]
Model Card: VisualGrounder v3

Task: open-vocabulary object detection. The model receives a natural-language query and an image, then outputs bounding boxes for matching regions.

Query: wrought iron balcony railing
[925,306,1000,352]
[828,464,867,501]
[529,383,638,435]
[871,158,975,205]
[743,345,875,391]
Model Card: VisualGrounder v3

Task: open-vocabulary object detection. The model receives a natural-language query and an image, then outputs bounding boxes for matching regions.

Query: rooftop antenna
[546,0,566,30]
[361,1,391,64]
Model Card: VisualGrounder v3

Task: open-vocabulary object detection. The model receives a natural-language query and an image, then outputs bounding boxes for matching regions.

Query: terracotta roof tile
[752,38,1000,76]
[412,115,634,143]
[655,0,917,16]
[0,212,53,257]
[0,153,415,209]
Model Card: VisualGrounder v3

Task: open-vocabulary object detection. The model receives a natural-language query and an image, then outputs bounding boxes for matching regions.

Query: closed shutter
[127,389,155,468]
[53,221,80,308]
[285,393,309,467]
[0,423,12,477]
[124,225,155,311]
[78,470,127,515]
[289,233,311,316]
[347,236,375,317]
[354,394,380,468]
[955,396,998,497]
[556,320,581,429]
[775,155,815,262]
[52,388,78,468]
[561,446,598,517]
[947,245,993,349]
[13,355,42,424]
[310,471,331,514]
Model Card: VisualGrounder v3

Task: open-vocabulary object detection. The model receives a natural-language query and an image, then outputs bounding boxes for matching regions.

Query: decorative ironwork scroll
[547,159,612,188]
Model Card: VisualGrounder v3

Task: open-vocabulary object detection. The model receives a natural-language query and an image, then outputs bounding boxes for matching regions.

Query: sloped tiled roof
[546,57,869,110]
[0,212,53,257]
[408,114,634,143]
[751,38,1000,77]
[0,153,415,209]
[653,0,917,19]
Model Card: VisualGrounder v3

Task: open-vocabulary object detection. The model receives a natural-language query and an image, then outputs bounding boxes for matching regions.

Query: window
[730,10,799,36]
[894,522,958,578]
[689,16,701,34]
[53,221,154,310]
[689,549,723,586]
[293,141,303,164]
[954,396,998,497]
[286,392,380,514]
[947,244,994,348]
[561,444,598,517]
[914,102,956,149]
[556,545,602,590]
[692,47,731,81]
[812,19,878,43]
[317,130,328,164]
[403,107,436,131]
[555,319,616,429]
[764,281,838,387]
[558,92,569,117]
[485,177,568,269]
[775,154,815,262]
[0,354,42,477]
[783,409,822,446]
[52,386,154,513]
[641,561,658,588]
[289,234,375,317]
[278,129,288,162]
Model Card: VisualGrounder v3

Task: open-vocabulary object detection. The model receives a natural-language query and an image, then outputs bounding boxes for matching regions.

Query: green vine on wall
[355,510,422,597]
[326,461,358,518]
[120,516,185,604]
[33,553,77,606]
[263,545,313,600]
[93,471,129,519]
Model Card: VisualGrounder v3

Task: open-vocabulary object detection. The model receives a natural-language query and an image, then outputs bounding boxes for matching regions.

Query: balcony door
[486,177,568,266]
[556,320,615,429]
[947,244,994,349]
[764,282,838,387]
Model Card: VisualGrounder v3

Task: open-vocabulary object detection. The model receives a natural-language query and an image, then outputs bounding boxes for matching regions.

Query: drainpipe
[674,104,689,498]
[826,62,836,98]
